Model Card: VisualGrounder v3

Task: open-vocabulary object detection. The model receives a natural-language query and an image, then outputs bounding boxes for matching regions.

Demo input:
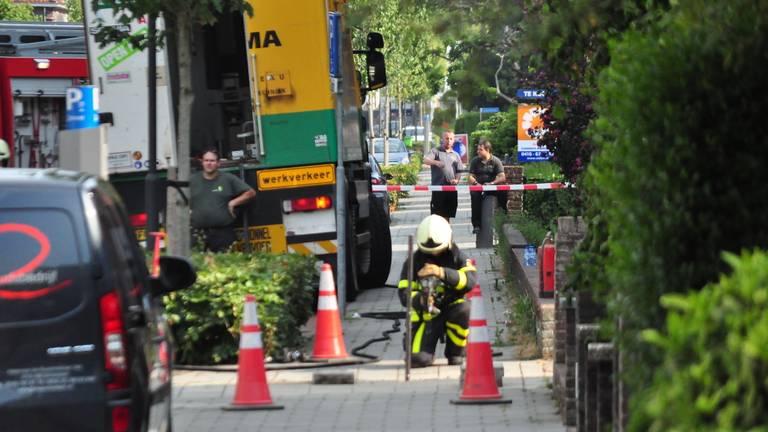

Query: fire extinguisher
[539,234,555,298]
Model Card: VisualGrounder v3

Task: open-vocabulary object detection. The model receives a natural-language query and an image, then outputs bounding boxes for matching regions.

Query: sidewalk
[171,170,564,432]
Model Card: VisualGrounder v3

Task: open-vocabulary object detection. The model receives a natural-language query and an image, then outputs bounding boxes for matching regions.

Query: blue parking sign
[65,86,99,129]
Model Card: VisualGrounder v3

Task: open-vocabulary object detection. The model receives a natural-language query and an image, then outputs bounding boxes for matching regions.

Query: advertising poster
[517,103,552,162]
[453,133,469,164]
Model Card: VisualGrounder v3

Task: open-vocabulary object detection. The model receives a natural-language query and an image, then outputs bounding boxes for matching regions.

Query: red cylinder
[540,243,555,297]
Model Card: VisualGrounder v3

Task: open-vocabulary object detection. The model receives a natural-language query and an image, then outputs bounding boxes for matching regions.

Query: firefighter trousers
[406,299,470,367]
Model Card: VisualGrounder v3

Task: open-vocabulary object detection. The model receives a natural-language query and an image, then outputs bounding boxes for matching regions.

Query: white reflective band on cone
[318,296,338,311]
[243,302,259,325]
[470,294,486,320]
[319,271,335,293]
[240,332,263,349]
[468,325,489,343]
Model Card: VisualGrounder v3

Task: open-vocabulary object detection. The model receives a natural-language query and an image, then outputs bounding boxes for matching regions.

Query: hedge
[583,0,768,395]
[164,252,317,364]
[631,250,768,431]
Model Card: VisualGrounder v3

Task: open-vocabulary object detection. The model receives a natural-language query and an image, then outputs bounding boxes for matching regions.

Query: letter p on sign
[65,87,83,112]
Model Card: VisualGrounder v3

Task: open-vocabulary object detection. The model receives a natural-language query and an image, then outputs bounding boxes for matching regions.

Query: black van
[0,169,196,432]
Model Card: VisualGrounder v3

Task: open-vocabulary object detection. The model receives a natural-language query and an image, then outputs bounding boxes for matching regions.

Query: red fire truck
[0,22,87,168]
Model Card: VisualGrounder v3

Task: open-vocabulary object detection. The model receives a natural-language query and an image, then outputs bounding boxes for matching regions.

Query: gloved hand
[411,291,429,313]
[417,263,445,280]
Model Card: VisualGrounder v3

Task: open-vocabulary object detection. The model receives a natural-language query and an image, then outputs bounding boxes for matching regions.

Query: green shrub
[164,252,317,364]
[523,162,563,183]
[504,213,548,246]
[630,250,768,431]
[469,111,518,158]
[454,111,480,135]
[584,0,768,393]
[383,153,421,209]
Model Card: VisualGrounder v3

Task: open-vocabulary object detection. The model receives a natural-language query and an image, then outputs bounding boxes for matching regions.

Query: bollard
[475,194,496,248]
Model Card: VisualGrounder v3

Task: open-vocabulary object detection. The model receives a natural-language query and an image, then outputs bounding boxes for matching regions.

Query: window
[0,210,85,324]
[20,35,47,43]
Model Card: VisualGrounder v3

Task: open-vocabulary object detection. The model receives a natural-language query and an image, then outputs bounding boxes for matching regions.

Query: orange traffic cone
[310,263,349,360]
[451,285,512,405]
[223,295,283,411]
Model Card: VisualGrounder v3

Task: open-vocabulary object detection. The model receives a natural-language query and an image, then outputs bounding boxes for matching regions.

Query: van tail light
[99,291,129,391]
[129,213,147,227]
[111,406,130,432]
[283,195,333,213]
[371,177,382,185]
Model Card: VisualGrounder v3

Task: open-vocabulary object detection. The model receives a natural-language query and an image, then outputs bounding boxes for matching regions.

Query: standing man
[468,139,507,234]
[190,149,256,252]
[423,130,464,222]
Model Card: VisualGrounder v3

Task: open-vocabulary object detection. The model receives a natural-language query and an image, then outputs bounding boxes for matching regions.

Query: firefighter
[398,214,477,367]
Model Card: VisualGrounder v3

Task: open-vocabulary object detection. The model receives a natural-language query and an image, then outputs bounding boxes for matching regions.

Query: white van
[403,126,426,142]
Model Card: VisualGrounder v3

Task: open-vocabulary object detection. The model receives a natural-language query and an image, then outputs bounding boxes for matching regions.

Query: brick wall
[552,216,587,427]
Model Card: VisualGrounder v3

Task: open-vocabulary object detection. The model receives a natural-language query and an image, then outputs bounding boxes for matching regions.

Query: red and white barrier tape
[372,182,568,192]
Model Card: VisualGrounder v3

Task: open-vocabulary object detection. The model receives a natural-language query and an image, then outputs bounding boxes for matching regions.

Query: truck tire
[358,199,392,289]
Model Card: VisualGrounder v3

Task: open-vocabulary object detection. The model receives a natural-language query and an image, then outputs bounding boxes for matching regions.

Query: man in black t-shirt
[468,139,507,234]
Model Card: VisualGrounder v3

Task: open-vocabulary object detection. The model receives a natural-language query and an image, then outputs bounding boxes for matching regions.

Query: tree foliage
[347,0,446,101]
[65,0,83,22]
[0,0,36,21]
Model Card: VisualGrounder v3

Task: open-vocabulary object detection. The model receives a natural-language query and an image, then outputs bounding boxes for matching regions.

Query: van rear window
[0,210,85,324]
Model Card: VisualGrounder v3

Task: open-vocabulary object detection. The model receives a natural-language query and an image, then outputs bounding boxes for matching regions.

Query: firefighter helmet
[416,215,452,255]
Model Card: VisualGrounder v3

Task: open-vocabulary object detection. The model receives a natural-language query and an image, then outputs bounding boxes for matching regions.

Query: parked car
[0,169,196,432]
[370,137,411,166]
[368,153,393,221]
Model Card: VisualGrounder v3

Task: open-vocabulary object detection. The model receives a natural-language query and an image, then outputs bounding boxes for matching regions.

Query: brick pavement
[172,170,564,432]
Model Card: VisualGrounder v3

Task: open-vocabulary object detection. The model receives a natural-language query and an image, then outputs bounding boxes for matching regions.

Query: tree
[91,0,251,256]
[65,0,82,22]
[0,0,36,21]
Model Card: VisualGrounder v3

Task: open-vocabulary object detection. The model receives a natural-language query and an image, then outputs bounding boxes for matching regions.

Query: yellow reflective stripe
[412,322,427,353]
[449,298,465,306]
[455,262,476,290]
[398,280,418,290]
[445,321,469,337]
[317,240,337,254]
[410,311,421,322]
[446,328,467,347]
[456,271,467,289]
[290,243,313,255]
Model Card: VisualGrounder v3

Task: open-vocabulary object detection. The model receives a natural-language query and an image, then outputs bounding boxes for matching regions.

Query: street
[171,171,565,432]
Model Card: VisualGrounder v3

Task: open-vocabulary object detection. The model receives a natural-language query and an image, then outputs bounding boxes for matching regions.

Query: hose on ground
[350,311,405,360]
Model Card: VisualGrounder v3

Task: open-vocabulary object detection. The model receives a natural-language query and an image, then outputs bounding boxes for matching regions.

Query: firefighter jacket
[397,243,477,311]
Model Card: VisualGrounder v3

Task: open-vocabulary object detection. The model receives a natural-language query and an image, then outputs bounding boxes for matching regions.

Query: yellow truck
[86,0,391,300]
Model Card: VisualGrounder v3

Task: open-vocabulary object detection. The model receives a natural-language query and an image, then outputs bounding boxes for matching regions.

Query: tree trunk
[383,90,390,165]
[166,12,192,256]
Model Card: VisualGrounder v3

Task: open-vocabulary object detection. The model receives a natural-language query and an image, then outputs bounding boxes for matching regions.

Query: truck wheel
[359,199,392,289]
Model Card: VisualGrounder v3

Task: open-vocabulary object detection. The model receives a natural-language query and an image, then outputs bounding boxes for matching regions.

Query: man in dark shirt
[423,131,464,222]
[190,149,256,252]
[468,139,506,234]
